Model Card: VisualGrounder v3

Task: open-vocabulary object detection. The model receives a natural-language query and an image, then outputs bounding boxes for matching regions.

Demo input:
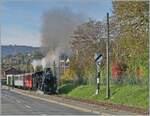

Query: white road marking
[10,90,101,115]
[41,114,48,116]
[25,105,31,109]
[16,100,21,103]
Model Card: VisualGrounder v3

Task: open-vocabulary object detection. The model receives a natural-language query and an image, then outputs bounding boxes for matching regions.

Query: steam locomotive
[6,68,57,94]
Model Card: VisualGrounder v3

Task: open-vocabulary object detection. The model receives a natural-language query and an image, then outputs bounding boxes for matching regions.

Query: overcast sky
[1,0,112,47]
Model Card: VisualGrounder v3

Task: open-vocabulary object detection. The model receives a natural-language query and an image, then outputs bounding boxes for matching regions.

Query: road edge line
[11,89,105,115]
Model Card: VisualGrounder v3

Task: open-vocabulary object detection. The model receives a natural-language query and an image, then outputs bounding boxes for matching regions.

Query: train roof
[33,71,44,74]
[12,73,33,76]
[6,74,14,77]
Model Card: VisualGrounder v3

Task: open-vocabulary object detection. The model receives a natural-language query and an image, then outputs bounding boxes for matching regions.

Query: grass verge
[59,84,149,109]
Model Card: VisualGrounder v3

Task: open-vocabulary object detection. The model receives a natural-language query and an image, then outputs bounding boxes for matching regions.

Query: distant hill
[1,45,40,57]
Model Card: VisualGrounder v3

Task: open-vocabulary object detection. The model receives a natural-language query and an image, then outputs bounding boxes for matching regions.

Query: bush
[59,83,76,94]
[111,61,127,84]
[61,69,74,85]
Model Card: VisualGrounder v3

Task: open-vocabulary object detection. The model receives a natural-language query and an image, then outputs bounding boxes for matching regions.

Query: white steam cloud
[32,8,86,69]
[41,7,85,67]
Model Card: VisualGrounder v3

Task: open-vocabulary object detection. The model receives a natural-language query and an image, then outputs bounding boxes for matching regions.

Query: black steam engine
[32,62,58,94]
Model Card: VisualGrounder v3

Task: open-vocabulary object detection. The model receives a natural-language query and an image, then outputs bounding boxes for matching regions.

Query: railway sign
[66,58,70,63]
[94,53,103,95]
[94,53,103,65]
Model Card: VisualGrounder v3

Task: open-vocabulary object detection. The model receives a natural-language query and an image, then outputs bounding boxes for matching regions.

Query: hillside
[1,45,40,57]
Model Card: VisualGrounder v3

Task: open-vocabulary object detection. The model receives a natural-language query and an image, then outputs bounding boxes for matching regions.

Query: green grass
[59,83,76,94]
[59,84,149,109]
[110,85,149,109]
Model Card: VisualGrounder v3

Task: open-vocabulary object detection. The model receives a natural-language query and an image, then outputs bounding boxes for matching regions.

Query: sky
[1,0,112,47]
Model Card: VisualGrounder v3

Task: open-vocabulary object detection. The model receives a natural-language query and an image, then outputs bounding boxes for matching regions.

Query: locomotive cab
[43,68,57,94]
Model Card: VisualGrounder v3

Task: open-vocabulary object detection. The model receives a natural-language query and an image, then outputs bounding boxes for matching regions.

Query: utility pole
[63,55,66,74]
[53,61,57,93]
[57,55,61,93]
[27,53,31,73]
[106,13,110,99]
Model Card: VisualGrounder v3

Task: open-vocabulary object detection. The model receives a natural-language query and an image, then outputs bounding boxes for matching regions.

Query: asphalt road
[1,89,96,115]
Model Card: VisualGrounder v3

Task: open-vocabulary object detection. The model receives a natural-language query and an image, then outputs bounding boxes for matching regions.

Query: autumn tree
[70,19,106,85]
[112,1,149,83]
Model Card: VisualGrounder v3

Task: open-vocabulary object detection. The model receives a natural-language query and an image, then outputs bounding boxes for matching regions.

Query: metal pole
[54,61,58,92]
[57,55,61,93]
[64,56,66,74]
[106,13,110,99]
[96,64,100,95]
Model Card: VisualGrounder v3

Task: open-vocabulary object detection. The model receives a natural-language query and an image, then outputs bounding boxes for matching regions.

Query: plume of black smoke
[41,7,85,67]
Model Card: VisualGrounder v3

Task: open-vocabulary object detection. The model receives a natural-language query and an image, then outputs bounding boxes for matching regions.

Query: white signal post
[94,53,103,95]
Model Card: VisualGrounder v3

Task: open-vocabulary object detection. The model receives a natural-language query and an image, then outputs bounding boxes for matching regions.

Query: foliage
[35,65,43,72]
[66,84,149,109]
[61,69,74,85]
[2,51,41,73]
[70,19,106,85]
[111,1,149,83]
[68,1,149,86]
[111,61,127,84]
[59,83,76,94]
[32,51,44,60]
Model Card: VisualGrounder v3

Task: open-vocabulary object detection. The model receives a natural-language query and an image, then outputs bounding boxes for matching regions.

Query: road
[1,89,96,115]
